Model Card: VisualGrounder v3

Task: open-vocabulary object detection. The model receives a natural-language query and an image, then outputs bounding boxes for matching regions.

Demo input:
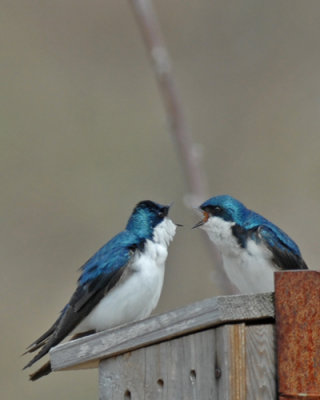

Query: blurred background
[2,0,320,398]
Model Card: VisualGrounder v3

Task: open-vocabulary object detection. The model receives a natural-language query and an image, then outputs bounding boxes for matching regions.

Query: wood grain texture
[51,292,274,371]
[98,322,275,400]
[99,329,217,400]
[215,324,246,400]
[246,324,276,400]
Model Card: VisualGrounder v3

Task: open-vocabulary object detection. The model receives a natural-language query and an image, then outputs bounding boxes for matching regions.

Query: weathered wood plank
[246,324,276,400]
[99,321,275,399]
[51,292,274,371]
[216,324,246,400]
[99,329,218,400]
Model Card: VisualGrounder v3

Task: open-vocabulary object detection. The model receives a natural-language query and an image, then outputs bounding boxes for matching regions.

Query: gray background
[2,1,320,399]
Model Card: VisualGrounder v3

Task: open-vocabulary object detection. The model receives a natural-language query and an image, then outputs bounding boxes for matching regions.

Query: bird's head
[193,195,248,229]
[126,200,172,239]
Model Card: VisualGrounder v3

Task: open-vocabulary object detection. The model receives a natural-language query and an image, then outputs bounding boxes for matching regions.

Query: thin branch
[129,0,207,205]
[128,0,237,294]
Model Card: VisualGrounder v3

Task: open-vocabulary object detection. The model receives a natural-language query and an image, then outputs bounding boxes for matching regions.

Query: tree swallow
[24,200,177,380]
[193,195,307,294]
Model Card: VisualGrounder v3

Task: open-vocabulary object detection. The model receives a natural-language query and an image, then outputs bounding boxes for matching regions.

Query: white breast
[202,217,275,293]
[75,218,176,333]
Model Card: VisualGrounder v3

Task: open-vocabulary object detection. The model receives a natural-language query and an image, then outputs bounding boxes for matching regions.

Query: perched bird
[193,195,307,294]
[24,200,177,380]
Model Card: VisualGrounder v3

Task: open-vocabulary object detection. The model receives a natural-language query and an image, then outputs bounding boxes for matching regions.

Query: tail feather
[29,361,52,381]
[22,338,50,356]
[24,329,96,378]
[25,319,60,353]
[23,336,59,370]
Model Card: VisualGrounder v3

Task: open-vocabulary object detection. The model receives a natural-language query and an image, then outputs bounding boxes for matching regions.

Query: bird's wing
[24,266,127,369]
[24,234,139,370]
[255,225,308,270]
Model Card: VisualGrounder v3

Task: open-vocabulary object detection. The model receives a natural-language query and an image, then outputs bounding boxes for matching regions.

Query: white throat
[152,217,177,247]
[201,217,239,256]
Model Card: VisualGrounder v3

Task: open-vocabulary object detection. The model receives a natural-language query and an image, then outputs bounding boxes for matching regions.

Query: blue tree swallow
[193,195,307,294]
[24,200,177,380]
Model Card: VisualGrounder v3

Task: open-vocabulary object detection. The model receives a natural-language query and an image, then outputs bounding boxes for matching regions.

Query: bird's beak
[192,210,209,229]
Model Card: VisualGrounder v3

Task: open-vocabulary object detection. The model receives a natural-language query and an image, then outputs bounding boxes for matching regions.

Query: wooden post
[50,293,275,399]
[215,324,246,399]
[98,322,275,399]
[48,271,320,398]
[275,271,320,399]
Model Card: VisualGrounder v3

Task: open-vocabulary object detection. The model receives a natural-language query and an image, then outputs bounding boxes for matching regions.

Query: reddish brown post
[275,270,320,399]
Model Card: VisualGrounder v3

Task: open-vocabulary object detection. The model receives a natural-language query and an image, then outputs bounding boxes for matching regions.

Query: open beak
[192,210,209,229]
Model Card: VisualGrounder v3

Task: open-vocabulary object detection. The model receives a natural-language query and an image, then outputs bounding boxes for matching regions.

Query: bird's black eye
[158,207,169,218]
[203,205,223,216]
[158,210,166,218]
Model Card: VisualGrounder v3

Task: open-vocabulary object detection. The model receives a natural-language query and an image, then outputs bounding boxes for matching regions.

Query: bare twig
[128,0,237,293]
[129,0,207,205]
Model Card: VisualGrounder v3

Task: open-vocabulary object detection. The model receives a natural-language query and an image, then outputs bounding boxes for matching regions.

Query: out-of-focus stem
[129,0,207,205]
[128,0,237,293]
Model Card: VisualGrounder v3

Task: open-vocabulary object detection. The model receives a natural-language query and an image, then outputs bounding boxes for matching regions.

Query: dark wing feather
[267,242,308,270]
[23,321,59,354]
[256,225,308,270]
[29,361,52,381]
[23,265,126,370]
[24,229,142,380]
